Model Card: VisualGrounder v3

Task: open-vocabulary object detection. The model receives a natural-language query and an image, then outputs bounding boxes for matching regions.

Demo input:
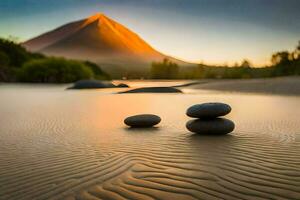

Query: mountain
[23,13,191,77]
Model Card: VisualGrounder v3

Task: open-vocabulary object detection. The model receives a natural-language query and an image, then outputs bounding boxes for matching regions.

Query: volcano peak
[83,13,110,26]
[88,13,107,20]
[23,13,189,78]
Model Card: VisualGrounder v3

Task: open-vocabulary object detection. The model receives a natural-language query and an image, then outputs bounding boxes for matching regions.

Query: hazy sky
[1,0,299,66]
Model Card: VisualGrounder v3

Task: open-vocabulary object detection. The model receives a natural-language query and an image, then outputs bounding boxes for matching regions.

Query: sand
[0,82,299,200]
[188,77,300,95]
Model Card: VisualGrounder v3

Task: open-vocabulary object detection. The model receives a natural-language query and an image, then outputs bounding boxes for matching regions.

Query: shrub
[84,61,111,80]
[17,58,94,83]
[0,38,29,68]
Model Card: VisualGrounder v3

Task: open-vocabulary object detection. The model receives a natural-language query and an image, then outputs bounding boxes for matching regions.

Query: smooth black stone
[186,118,235,135]
[124,114,161,128]
[68,80,115,89]
[119,87,182,94]
[186,102,231,118]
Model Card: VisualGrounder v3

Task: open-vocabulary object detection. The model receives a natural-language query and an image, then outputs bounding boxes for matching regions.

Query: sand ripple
[0,86,299,200]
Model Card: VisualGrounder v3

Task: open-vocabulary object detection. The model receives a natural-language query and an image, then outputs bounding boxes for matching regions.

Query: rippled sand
[0,83,299,200]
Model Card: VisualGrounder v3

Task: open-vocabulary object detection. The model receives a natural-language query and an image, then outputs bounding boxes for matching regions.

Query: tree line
[151,40,300,79]
[0,38,110,83]
[1,37,299,81]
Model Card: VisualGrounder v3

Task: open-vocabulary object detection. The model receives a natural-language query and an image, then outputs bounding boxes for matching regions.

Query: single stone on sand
[124,114,161,128]
[186,118,235,135]
[117,83,129,88]
[119,87,182,94]
[186,102,231,118]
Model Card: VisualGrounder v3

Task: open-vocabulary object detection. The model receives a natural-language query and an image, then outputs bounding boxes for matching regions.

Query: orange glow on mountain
[23,13,191,76]
[79,13,162,57]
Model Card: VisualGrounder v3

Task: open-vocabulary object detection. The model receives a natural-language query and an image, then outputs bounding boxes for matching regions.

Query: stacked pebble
[186,102,235,135]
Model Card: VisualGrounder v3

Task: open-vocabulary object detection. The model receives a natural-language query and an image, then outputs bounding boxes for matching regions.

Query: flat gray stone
[68,80,115,89]
[124,114,161,128]
[186,103,231,118]
[186,118,235,135]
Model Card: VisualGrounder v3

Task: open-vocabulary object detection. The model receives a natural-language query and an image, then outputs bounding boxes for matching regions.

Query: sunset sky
[1,0,299,66]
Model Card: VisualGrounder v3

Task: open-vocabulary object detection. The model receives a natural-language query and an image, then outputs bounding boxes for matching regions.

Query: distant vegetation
[17,58,94,83]
[151,40,300,79]
[151,58,179,79]
[83,61,110,80]
[0,38,110,82]
[1,37,299,81]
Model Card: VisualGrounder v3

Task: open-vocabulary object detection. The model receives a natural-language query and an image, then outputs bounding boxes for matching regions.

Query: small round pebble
[186,102,231,118]
[124,114,161,128]
[186,118,235,135]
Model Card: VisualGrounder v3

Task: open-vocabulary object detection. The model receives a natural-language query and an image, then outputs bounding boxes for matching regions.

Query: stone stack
[186,103,235,135]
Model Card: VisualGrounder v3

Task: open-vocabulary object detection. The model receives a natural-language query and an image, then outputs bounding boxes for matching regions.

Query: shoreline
[187,76,300,95]
[1,76,300,96]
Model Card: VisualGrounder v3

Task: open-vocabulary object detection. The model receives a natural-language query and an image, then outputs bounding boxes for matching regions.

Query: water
[0,82,299,200]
